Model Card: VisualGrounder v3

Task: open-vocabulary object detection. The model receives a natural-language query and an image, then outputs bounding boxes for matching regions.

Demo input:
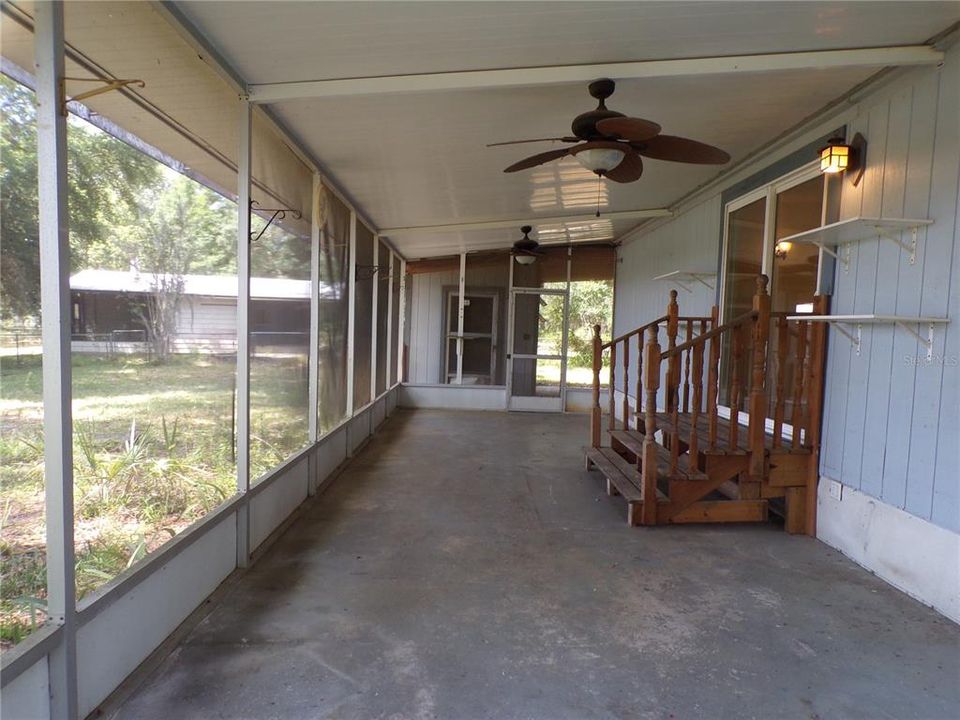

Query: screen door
[507,288,567,412]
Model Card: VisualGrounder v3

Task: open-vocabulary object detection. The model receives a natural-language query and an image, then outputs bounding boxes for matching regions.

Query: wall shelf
[780,216,933,271]
[652,270,716,292]
[788,314,949,359]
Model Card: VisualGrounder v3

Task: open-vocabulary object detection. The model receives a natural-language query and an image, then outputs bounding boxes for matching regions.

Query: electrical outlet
[828,479,843,501]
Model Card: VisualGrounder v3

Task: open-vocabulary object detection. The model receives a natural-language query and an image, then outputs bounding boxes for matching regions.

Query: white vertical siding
[613,196,720,394]
[407,269,458,383]
[821,48,959,532]
[614,49,959,532]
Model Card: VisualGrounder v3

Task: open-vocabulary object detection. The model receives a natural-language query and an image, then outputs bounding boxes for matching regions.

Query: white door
[506,288,568,412]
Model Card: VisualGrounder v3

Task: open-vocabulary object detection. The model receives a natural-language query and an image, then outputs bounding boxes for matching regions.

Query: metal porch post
[346,211,357,418]
[35,2,78,715]
[236,99,252,567]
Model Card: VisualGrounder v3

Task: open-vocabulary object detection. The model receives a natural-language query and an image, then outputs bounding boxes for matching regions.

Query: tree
[542,280,613,366]
[0,75,160,321]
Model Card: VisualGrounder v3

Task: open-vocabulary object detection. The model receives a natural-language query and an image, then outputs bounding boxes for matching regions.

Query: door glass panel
[772,175,823,314]
[511,293,564,357]
[722,197,766,322]
[720,197,765,409]
[769,175,824,418]
[446,293,497,384]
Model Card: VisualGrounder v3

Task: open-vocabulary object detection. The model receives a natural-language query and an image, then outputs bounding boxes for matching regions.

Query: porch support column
[35,2,78,716]
[236,98,252,567]
[397,258,407,383]
[346,211,357,419]
[370,236,379,400]
[307,174,321,494]
[308,173,321,444]
[456,252,466,384]
[385,250,394,389]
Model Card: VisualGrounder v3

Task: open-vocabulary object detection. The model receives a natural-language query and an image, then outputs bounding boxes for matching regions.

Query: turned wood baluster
[622,336,630,432]
[634,333,643,431]
[690,337,704,462]
[666,290,679,412]
[790,320,808,450]
[668,337,680,476]
[773,315,789,447]
[682,319,692,413]
[608,341,617,432]
[641,323,661,525]
[698,320,707,412]
[707,305,720,450]
[748,275,771,478]
[591,324,602,449]
[729,323,742,451]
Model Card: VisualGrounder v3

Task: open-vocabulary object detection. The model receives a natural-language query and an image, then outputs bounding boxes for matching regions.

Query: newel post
[591,324,602,448]
[804,293,830,536]
[747,275,771,483]
[641,323,662,526]
[666,289,680,412]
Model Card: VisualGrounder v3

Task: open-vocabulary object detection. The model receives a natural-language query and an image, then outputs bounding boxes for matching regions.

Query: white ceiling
[176,1,960,258]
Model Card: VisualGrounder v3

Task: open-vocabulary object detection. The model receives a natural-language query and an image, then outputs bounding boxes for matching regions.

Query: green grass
[0,352,309,651]
[535,358,611,387]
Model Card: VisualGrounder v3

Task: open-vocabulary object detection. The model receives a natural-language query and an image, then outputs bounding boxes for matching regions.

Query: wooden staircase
[584,275,828,535]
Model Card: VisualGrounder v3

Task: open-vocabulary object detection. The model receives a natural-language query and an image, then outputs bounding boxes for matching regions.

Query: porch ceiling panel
[174,1,958,258]
[176,2,958,85]
[384,218,635,261]
[267,66,874,256]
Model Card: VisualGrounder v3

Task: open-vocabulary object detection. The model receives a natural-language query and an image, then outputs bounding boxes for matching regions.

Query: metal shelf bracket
[894,320,937,360]
[831,321,862,355]
[875,226,920,264]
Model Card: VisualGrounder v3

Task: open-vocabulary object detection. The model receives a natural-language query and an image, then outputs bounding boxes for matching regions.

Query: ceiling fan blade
[487,137,578,147]
[635,134,730,164]
[596,116,661,142]
[605,152,643,183]
[504,147,573,173]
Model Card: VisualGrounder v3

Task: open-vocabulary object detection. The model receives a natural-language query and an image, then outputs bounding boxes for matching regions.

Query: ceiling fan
[511,225,543,265]
[489,78,731,183]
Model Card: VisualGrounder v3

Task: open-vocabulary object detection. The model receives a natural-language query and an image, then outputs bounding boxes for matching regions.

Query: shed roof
[69,269,328,300]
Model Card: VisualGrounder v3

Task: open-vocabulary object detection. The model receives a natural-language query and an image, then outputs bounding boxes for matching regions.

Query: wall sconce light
[774,240,792,259]
[819,132,866,186]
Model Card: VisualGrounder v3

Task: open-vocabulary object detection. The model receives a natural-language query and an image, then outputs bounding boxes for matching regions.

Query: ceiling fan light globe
[514,254,537,265]
[573,147,626,174]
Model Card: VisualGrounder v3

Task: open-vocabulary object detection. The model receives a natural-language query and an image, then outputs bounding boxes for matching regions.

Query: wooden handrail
[661,309,758,359]
[602,315,668,349]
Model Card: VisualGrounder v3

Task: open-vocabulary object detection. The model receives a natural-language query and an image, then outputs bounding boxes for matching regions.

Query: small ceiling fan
[489,78,731,183]
[511,225,543,265]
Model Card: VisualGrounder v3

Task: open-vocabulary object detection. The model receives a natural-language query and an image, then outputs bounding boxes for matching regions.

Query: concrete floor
[117,409,959,720]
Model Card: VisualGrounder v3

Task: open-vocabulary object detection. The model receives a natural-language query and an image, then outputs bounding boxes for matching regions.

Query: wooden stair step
[585,447,668,503]
[608,430,707,481]
[633,411,812,454]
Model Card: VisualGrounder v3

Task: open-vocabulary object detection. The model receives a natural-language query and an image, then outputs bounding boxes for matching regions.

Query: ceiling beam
[380,208,672,236]
[247,45,943,103]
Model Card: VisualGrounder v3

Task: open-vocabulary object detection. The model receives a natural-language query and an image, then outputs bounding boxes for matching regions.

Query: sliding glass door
[719,165,834,410]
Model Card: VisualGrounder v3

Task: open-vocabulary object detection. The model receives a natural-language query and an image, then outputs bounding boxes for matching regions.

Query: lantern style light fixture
[819,138,850,174]
[818,132,866,186]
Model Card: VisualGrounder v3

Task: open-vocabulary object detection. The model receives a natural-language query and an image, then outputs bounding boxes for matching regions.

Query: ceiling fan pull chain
[596,175,602,218]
